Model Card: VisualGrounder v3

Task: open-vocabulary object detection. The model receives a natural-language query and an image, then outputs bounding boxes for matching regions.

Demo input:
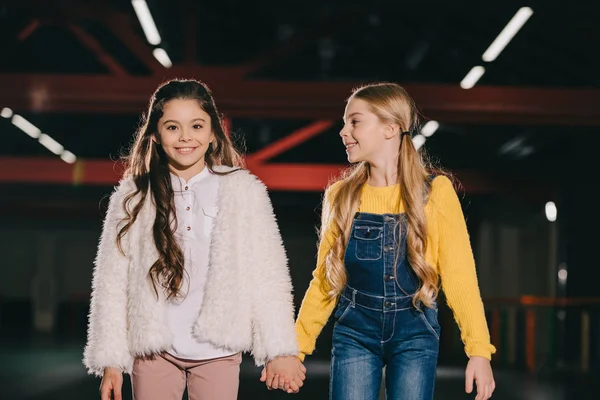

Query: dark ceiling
[0,0,599,196]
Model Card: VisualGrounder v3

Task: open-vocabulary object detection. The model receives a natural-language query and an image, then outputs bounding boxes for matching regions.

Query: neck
[367,155,399,187]
[170,160,206,182]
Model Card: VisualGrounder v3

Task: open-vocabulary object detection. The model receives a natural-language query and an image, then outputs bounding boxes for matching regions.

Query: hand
[100,367,123,400]
[260,356,306,393]
[465,356,495,399]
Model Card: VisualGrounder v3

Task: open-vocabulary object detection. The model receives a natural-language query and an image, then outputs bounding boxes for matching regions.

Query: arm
[83,184,134,377]
[249,180,299,365]
[433,176,496,359]
[295,186,339,361]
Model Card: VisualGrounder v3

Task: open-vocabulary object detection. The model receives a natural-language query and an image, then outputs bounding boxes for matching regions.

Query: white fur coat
[83,166,298,376]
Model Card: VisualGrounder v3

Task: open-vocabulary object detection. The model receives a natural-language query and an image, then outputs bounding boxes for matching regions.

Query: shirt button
[186,206,190,211]
[186,226,191,231]
[384,216,394,222]
[385,301,393,308]
[385,275,394,282]
[185,186,189,190]
[384,245,394,252]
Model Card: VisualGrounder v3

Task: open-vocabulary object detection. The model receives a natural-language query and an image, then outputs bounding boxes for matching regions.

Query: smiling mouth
[175,147,198,155]
[345,143,357,150]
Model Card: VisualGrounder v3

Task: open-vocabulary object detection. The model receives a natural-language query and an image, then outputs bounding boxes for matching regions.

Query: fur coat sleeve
[248,178,299,365]
[83,181,134,376]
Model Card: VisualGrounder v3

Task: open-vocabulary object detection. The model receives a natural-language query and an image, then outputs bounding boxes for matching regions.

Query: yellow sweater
[295,175,496,360]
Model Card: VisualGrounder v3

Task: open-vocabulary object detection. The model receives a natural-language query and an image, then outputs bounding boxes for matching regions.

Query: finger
[283,380,290,392]
[266,373,276,389]
[287,380,300,393]
[260,369,266,382]
[113,383,123,400]
[294,376,304,388]
[465,369,474,394]
[100,386,110,400]
[300,363,307,373]
[298,370,306,380]
[475,381,484,400]
[277,375,286,390]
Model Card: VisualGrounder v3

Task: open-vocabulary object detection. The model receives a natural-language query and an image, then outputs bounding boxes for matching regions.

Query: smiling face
[156,98,215,179]
[339,98,394,164]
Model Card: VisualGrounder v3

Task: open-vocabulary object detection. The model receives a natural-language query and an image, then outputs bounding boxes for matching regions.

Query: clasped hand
[260,356,306,394]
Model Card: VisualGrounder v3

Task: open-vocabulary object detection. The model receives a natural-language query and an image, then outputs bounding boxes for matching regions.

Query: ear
[209,131,216,144]
[383,123,399,140]
[151,133,160,144]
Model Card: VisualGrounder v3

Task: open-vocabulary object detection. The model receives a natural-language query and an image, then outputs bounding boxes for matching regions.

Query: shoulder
[430,174,454,193]
[428,174,463,214]
[213,167,268,202]
[108,177,137,203]
[215,167,267,194]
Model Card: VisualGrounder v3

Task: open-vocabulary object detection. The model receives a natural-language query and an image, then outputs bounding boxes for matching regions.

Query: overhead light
[557,267,567,283]
[460,66,485,89]
[11,114,41,138]
[38,133,65,155]
[545,201,557,222]
[131,0,162,45]
[60,150,77,164]
[153,48,172,68]
[482,7,533,62]
[412,134,426,150]
[1,107,13,118]
[421,121,439,137]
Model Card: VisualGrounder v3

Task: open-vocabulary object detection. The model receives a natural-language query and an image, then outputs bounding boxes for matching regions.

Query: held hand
[100,367,123,400]
[465,356,495,400]
[260,356,306,393]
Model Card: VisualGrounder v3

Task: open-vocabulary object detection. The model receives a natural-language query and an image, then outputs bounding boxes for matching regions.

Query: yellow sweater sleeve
[295,185,339,361]
[432,176,496,360]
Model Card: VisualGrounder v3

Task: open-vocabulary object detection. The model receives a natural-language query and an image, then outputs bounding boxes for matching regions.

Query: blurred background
[1,0,599,399]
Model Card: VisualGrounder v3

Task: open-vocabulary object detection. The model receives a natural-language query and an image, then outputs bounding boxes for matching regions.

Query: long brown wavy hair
[323,82,440,308]
[117,79,244,300]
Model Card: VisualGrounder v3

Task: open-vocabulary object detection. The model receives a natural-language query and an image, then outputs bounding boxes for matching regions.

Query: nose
[179,128,192,141]
[339,124,349,138]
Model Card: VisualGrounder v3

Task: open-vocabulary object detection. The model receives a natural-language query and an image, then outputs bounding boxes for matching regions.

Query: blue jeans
[330,286,440,400]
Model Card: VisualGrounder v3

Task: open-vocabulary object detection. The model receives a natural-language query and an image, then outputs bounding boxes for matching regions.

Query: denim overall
[330,212,440,400]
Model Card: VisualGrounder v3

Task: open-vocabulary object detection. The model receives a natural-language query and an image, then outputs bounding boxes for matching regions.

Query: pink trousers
[131,352,242,400]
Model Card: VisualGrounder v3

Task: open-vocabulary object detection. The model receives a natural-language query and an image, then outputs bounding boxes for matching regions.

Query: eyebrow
[343,112,363,122]
[163,117,206,125]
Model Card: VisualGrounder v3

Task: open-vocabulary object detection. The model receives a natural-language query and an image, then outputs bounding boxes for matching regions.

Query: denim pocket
[353,226,383,261]
[333,296,353,326]
[419,306,441,340]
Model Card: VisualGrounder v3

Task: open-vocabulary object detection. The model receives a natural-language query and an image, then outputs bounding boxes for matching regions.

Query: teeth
[345,143,357,149]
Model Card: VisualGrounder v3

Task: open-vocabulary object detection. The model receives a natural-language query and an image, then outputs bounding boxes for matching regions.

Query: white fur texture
[83,167,298,376]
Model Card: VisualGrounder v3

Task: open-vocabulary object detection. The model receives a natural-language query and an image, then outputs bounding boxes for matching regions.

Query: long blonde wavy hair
[323,82,439,308]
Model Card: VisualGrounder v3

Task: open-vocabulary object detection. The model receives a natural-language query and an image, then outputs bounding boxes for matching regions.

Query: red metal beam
[68,24,128,76]
[1,72,599,125]
[18,19,41,41]
[246,120,335,164]
[0,156,553,195]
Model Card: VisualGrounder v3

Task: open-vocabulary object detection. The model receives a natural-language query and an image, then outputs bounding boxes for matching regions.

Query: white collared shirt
[166,167,235,360]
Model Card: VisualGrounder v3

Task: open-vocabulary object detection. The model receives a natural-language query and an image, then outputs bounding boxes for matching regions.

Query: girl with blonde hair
[292,82,496,399]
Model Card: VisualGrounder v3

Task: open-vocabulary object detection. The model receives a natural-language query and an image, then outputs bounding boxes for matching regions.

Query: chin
[347,155,363,164]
